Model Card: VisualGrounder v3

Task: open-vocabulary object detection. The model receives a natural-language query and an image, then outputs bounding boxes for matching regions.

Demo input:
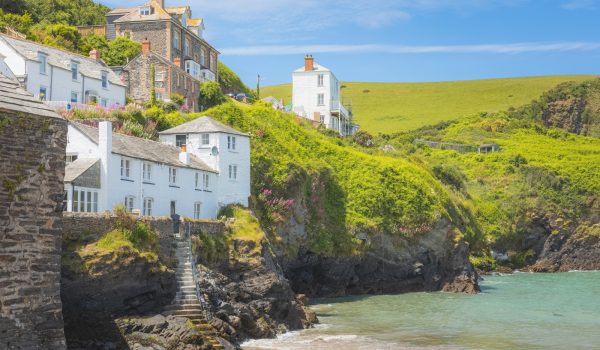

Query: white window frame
[173,31,179,49]
[317,74,324,87]
[139,6,151,16]
[193,202,202,219]
[228,164,238,180]
[101,71,109,89]
[66,154,78,164]
[169,167,177,185]
[203,173,210,190]
[39,53,47,75]
[143,162,152,182]
[70,91,78,103]
[184,38,189,56]
[72,188,98,213]
[227,135,236,151]
[195,172,201,190]
[143,197,153,216]
[120,158,131,179]
[100,98,108,108]
[201,133,210,146]
[124,196,134,212]
[71,61,79,81]
[317,93,324,106]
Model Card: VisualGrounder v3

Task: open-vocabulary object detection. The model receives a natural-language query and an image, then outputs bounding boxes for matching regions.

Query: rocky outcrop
[195,238,317,342]
[285,219,479,297]
[116,315,235,350]
[61,245,175,349]
[530,226,600,272]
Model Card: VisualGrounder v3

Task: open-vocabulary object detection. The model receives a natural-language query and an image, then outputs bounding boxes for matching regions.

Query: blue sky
[100,0,600,86]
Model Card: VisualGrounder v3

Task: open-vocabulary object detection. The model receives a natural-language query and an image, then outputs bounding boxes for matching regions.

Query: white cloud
[192,0,526,42]
[220,42,600,56]
[562,0,597,10]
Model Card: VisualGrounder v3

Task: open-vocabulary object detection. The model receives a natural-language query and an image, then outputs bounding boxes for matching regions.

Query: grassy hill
[262,75,596,134]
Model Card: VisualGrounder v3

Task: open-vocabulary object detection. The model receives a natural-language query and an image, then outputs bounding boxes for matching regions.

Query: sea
[242,271,600,350]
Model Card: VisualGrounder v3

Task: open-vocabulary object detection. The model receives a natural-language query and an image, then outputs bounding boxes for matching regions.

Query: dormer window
[140,6,151,16]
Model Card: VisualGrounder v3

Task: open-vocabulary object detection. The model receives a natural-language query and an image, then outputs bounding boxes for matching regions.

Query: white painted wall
[0,40,25,76]
[66,124,220,219]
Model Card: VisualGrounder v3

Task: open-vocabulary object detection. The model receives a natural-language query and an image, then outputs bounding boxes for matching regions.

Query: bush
[198,81,225,111]
[432,164,466,191]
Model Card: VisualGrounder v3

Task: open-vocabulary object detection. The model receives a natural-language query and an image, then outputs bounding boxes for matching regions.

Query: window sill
[169,184,180,188]
[203,190,212,193]
[121,178,134,182]
[143,181,155,185]
[228,150,238,153]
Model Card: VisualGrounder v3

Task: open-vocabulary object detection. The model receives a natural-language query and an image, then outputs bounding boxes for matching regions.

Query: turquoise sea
[243,272,600,350]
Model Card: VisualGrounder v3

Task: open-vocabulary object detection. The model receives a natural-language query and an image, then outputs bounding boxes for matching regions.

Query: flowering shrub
[257,188,295,225]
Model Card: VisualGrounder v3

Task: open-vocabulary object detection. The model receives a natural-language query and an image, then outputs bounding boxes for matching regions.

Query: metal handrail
[186,222,214,320]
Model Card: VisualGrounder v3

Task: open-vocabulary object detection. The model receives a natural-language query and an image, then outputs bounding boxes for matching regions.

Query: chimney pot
[90,48,101,60]
[142,38,151,55]
[304,54,314,71]
[174,57,181,67]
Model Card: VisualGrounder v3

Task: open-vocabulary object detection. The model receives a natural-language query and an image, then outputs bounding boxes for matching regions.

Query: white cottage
[0,34,126,109]
[64,116,250,219]
[292,55,359,136]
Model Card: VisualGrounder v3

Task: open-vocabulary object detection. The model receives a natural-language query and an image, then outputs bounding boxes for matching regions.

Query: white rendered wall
[0,39,25,76]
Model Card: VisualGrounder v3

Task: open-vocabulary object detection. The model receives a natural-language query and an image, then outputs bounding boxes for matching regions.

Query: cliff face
[194,236,316,343]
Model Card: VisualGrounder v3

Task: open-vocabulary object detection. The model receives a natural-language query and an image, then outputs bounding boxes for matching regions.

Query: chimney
[304,54,314,71]
[142,38,151,55]
[179,146,191,165]
[173,57,181,67]
[90,48,101,61]
[158,0,165,8]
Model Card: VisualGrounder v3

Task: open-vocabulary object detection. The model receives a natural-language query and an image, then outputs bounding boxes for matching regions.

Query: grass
[227,206,265,242]
[261,75,596,134]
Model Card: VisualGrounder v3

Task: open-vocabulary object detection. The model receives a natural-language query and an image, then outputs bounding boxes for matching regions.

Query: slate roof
[71,122,217,172]
[107,7,132,15]
[158,116,249,136]
[0,73,63,119]
[64,158,99,183]
[0,34,125,87]
[114,0,173,23]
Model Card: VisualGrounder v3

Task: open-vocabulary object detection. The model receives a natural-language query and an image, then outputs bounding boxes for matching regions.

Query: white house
[158,116,251,208]
[292,55,359,136]
[0,53,17,81]
[0,34,126,109]
[64,116,250,219]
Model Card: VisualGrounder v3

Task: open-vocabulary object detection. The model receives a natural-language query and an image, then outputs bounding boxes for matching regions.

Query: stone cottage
[0,73,67,348]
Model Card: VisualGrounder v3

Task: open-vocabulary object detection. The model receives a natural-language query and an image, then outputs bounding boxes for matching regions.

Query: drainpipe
[49,65,54,100]
[81,75,85,104]
[139,160,144,215]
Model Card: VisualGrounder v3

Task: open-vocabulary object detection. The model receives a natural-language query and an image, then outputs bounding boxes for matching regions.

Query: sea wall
[0,110,68,349]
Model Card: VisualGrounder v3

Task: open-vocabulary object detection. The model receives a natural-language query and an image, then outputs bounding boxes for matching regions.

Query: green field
[261,75,596,134]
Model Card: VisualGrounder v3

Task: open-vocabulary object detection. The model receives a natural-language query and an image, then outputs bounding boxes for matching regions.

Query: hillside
[262,75,596,134]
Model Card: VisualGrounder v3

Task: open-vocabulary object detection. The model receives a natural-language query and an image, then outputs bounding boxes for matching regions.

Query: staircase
[164,233,223,349]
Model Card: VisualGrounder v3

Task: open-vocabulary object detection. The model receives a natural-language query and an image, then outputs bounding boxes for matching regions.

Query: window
[210,55,215,70]
[203,173,210,190]
[317,74,324,87]
[173,31,179,49]
[143,197,153,216]
[317,93,324,106]
[120,158,131,178]
[175,135,186,147]
[143,162,152,182]
[227,136,236,150]
[169,167,177,185]
[71,61,78,81]
[184,38,190,56]
[124,196,134,212]
[228,164,238,180]
[194,202,202,219]
[195,172,201,189]
[201,133,210,145]
[101,71,108,89]
[39,86,47,101]
[100,98,108,108]
[139,6,151,16]
[70,91,78,103]
[155,92,163,101]
[39,53,47,74]
[185,60,200,79]
[66,154,78,164]
[72,189,98,213]
[200,49,206,66]
[320,114,325,124]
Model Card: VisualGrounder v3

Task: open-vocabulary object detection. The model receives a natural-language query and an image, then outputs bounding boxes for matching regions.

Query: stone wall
[0,111,68,349]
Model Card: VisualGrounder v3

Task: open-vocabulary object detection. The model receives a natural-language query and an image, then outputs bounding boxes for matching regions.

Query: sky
[99,0,600,86]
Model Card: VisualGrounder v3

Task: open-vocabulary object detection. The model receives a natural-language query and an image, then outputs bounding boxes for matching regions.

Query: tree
[150,64,157,107]
[79,34,109,56]
[198,81,225,110]
[217,61,251,95]
[103,37,142,66]
[31,23,81,51]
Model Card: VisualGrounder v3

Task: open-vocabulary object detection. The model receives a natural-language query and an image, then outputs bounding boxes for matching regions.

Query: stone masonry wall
[117,21,169,59]
[0,111,68,349]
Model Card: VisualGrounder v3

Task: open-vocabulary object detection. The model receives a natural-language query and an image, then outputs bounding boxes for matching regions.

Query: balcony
[331,100,351,118]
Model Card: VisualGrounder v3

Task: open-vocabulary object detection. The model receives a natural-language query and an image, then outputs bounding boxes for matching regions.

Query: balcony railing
[331,100,352,118]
